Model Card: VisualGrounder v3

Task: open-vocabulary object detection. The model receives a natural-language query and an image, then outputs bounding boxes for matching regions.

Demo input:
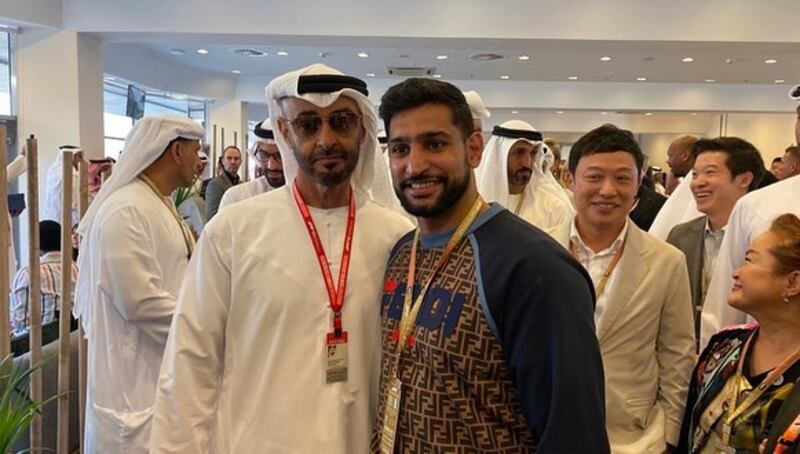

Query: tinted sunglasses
[288,111,361,140]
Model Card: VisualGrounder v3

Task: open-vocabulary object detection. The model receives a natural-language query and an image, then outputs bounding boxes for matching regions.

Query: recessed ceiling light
[170,48,186,55]
[691,112,698,116]
[556,111,564,114]
[512,110,519,114]
[500,75,510,80]
[231,70,242,74]
[765,58,779,65]
[775,79,786,84]
[636,77,647,81]
[357,52,369,58]
[601,111,609,115]
[196,48,209,55]
[705,79,716,83]
[518,55,531,61]
[600,56,612,62]
[277,51,289,56]
[645,112,653,116]
[568,76,578,80]
[682,57,695,63]
[432,74,442,79]
[365,72,376,77]
[436,55,448,60]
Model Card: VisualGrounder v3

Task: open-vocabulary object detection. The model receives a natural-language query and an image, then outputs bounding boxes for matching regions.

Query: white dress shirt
[569,219,629,326]
[701,220,725,303]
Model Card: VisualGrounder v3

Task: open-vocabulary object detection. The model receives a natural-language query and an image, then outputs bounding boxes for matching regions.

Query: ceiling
[142,37,800,86]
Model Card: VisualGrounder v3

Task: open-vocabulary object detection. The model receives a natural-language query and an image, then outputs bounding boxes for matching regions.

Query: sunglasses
[288,111,362,140]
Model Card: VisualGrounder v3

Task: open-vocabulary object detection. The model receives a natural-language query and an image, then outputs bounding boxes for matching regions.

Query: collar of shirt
[569,217,629,261]
[223,170,241,185]
[41,251,63,263]
[704,218,727,240]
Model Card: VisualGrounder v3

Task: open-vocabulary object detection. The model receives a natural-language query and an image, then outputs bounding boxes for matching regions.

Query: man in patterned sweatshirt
[370,77,610,453]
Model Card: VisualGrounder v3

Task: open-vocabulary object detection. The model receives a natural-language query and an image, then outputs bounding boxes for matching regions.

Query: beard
[507,168,532,187]
[266,172,286,188]
[395,167,472,218]
[294,143,359,187]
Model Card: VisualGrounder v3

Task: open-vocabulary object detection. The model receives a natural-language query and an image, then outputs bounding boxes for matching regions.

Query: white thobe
[150,186,413,454]
[648,177,701,240]
[699,175,800,348]
[76,179,190,454]
[218,176,275,209]
[508,188,573,246]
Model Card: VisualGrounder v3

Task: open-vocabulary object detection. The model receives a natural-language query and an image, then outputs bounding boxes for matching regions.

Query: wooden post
[212,124,218,177]
[77,160,89,453]
[26,135,43,451]
[0,125,10,359]
[57,149,73,454]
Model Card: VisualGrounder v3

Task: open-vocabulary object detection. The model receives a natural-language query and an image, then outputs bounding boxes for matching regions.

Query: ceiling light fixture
[357,52,369,58]
[600,56,612,62]
[500,75,510,80]
[645,112,653,116]
[436,55,448,60]
[232,70,242,74]
[601,111,609,115]
[277,51,289,56]
[568,76,578,80]
[765,58,778,64]
[705,79,716,83]
[512,110,519,114]
[169,48,186,55]
[432,74,442,79]
[366,72,376,77]
[636,77,647,81]
[556,111,564,114]
[518,55,531,61]
[775,79,786,84]
[196,48,209,55]
[682,57,694,63]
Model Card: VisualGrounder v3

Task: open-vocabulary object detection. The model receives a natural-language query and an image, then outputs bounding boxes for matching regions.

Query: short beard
[266,174,286,188]
[294,145,359,187]
[507,169,532,187]
[395,169,471,218]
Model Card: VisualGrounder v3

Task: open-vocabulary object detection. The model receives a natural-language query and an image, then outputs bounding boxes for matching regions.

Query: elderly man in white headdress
[219,118,285,209]
[74,115,203,453]
[476,120,574,246]
[150,64,413,453]
[43,145,83,225]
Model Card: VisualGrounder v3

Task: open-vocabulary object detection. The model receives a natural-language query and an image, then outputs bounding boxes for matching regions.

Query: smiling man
[666,137,764,344]
[371,78,608,453]
[567,124,695,454]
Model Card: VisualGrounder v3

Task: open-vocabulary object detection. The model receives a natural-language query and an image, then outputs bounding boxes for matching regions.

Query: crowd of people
[11,63,800,453]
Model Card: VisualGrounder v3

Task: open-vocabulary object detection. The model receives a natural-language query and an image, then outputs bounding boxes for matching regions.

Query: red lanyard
[292,180,356,338]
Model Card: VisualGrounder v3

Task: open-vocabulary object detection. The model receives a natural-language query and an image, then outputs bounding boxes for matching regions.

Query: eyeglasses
[287,111,361,140]
[255,149,282,163]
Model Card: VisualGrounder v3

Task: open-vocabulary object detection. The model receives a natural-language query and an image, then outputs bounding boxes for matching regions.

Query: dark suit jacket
[629,185,667,231]
[665,215,706,340]
[205,172,239,221]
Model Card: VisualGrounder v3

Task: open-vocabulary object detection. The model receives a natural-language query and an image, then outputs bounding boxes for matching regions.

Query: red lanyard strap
[292,180,356,337]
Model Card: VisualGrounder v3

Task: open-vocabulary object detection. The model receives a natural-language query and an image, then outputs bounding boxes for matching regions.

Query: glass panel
[0,32,11,116]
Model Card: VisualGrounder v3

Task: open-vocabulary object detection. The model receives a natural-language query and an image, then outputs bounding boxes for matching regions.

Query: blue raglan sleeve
[475,219,610,453]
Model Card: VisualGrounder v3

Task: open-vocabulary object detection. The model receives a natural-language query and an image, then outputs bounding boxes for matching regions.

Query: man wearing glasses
[219,118,286,209]
[150,64,412,453]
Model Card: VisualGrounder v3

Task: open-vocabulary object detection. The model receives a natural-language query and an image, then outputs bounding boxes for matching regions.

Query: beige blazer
[599,223,696,454]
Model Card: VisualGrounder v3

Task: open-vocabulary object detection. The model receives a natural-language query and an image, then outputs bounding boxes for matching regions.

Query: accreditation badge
[380,376,403,454]
[325,331,348,384]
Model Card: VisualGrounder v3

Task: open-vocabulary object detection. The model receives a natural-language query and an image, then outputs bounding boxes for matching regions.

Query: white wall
[207,99,247,177]
[0,0,62,28]
[724,113,797,162]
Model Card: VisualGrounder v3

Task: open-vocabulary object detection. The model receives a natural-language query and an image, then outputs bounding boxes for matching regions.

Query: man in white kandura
[149,63,413,453]
[75,115,204,453]
[219,118,285,209]
[475,120,574,245]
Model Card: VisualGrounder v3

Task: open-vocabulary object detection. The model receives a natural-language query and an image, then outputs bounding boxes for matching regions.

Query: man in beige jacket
[565,124,696,453]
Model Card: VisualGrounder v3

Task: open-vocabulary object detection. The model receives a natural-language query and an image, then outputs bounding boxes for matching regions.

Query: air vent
[469,53,504,61]
[386,66,435,77]
[232,48,268,57]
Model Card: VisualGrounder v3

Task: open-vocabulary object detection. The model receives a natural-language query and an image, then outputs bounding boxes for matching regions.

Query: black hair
[692,137,766,191]
[40,220,61,253]
[772,156,783,164]
[379,78,474,141]
[568,124,644,175]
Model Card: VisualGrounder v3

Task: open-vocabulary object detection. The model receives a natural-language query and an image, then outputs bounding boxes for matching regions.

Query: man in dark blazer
[205,146,242,220]
[666,137,765,345]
